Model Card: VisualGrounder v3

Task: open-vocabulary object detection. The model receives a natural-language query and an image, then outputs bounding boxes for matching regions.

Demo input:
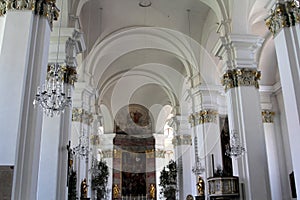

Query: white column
[215,34,271,200]
[37,116,61,199]
[153,133,166,200]
[99,133,116,200]
[261,109,283,200]
[274,26,300,198]
[172,116,193,199]
[265,3,300,196]
[0,10,52,200]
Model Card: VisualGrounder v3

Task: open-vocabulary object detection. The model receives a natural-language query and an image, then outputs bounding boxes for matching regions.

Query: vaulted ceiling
[63,0,278,125]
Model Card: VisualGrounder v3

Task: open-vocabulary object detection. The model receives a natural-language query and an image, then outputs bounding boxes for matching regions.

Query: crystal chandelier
[33,0,71,117]
[73,134,90,157]
[33,64,71,117]
[225,130,246,159]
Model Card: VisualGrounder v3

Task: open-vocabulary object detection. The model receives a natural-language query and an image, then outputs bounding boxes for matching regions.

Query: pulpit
[207,176,239,200]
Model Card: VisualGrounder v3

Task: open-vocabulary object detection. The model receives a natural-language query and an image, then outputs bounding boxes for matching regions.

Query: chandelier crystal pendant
[33,64,71,117]
[225,130,246,159]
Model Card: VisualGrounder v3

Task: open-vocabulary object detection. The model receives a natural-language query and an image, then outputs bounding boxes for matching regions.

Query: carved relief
[222,68,261,92]
[266,0,300,35]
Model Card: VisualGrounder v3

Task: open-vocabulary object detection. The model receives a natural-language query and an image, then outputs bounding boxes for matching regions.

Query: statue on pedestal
[196,176,205,196]
[149,183,155,199]
[81,178,88,199]
[113,184,120,199]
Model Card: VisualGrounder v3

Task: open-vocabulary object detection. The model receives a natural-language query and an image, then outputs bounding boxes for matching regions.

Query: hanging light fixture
[73,133,90,157]
[33,0,71,117]
[225,130,246,159]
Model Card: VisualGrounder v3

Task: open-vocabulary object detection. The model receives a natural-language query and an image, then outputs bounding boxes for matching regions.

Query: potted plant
[91,159,109,199]
[159,160,177,200]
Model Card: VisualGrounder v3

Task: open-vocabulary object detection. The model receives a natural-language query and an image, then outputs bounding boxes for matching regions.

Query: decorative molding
[262,109,275,123]
[189,109,218,127]
[222,68,261,92]
[266,0,300,35]
[172,135,192,146]
[72,108,93,125]
[0,0,59,29]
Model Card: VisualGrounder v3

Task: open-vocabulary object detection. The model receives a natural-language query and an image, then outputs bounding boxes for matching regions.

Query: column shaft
[274,26,300,197]
[0,12,51,200]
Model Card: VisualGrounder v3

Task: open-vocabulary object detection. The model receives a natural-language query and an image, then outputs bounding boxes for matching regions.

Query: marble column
[266,1,300,197]
[214,34,271,200]
[0,3,59,199]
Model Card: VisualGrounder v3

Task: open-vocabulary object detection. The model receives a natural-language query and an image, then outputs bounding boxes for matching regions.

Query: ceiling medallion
[139,0,151,7]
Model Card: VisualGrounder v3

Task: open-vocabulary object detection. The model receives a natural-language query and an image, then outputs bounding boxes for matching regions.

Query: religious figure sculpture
[149,183,155,199]
[80,178,88,198]
[196,176,205,196]
[113,184,120,199]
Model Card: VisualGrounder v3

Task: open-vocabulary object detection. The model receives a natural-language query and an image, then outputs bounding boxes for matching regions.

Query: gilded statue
[149,183,155,199]
[80,178,88,198]
[196,176,205,196]
[113,184,120,199]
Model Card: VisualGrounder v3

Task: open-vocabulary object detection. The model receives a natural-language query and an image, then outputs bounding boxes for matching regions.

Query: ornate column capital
[189,109,218,127]
[222,68,261,92]
[266,0,300,35]
[262,109,275,123]
[172,135,192,146]
[0,0,59,29]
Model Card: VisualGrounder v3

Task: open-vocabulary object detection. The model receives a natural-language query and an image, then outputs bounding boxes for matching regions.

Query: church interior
[0,0,300,199]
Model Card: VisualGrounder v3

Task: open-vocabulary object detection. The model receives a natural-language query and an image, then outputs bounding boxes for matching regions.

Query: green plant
[91,159,109,199]
[159,160,177,199]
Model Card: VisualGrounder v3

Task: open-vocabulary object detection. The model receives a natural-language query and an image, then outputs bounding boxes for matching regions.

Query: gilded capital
[172,135,192,146]
[0,0,59,29]
[222,68,261,92]
[266,0,300,35]
[189,109,218,126]
[262,109,275,123]
[199,109,218,124]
